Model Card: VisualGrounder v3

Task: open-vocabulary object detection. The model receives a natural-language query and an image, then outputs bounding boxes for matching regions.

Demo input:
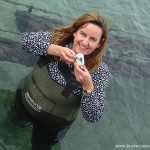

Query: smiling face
[72,23,103,55]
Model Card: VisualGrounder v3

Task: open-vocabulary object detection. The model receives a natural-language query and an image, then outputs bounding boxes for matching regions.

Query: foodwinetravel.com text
[115,144,150,149]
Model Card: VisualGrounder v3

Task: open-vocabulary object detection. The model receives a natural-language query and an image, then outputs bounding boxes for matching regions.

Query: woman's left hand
[73,63,94,90]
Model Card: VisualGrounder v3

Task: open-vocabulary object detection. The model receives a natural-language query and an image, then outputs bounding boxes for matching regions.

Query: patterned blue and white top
[21,31,110,123]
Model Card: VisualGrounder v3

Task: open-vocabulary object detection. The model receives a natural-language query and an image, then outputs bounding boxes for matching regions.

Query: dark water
[0,0,150,150]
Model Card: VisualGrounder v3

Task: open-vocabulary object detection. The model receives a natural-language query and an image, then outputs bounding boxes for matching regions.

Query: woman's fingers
[74,63,93,89]
[60,48,75,63]
[74,63,87,81]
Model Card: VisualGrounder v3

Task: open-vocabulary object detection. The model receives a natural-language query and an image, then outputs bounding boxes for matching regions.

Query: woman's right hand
[58,47,76,64]
[47,44,75,63]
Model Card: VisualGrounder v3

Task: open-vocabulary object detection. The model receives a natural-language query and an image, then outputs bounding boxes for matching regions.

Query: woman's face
[72,23,103,55]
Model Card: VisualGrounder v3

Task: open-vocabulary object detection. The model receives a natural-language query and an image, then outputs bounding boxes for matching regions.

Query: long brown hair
[51,13,108,72]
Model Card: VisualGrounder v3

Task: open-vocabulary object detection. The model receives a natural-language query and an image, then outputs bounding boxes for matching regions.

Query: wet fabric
[9,88,69,150]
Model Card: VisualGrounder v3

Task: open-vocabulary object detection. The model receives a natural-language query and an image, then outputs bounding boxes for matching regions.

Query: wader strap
[37,56,52,67]
[37,56,80,97]
[58,61,80,97]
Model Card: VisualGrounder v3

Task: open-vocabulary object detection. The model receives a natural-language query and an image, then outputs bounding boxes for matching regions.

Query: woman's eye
[80,32,85,36]
[91,38,97,42]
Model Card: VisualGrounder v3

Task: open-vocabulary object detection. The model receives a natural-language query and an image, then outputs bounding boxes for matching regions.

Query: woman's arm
[21,31,51,56]
[21,31,75,63]
[80,63,110,123]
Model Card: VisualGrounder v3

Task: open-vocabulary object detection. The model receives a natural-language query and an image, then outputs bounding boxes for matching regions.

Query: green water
[0,0,150,150]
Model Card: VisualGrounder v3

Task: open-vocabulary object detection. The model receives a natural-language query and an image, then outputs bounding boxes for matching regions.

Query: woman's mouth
[79,44,88,51]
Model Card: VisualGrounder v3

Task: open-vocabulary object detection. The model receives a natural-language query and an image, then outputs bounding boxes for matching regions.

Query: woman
[14,13,110,150]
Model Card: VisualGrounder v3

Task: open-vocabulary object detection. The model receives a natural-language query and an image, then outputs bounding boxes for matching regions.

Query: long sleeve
[80,63,110,123]
[21,31,52,56]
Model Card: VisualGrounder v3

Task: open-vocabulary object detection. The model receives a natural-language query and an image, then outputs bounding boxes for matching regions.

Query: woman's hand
[73,63,94,90]
[58,47,76,64]
[47,44,75,63]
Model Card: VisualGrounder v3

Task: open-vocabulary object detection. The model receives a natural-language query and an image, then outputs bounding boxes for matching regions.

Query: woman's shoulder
[97,62,109,72]
[92,62,110,77]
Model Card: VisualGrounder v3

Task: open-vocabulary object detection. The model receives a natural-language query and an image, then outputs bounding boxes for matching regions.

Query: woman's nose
[82,38,89,46]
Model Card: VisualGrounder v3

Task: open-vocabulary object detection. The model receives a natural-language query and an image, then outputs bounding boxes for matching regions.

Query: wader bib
[22,58,81,126]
